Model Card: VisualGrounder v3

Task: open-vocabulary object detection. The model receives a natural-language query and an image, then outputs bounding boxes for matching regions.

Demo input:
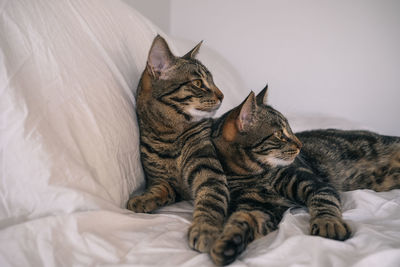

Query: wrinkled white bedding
[1,190,400,267]
[1,0,399,266]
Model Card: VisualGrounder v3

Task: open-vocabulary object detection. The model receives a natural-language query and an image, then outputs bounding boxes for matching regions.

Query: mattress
[0,0,399,266]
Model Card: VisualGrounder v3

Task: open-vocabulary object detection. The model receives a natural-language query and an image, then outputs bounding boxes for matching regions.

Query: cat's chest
[139,131,182,173]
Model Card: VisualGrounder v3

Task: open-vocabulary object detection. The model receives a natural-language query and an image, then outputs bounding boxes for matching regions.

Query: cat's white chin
[265,156,294,167]
[187,108,216,122]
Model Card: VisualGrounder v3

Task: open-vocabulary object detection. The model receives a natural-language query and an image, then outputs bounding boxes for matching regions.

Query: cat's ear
[222,92,256,141]
[147,35,174,78]
[236,91,256,132]
[256,84,269,106]
[182,40,203,59]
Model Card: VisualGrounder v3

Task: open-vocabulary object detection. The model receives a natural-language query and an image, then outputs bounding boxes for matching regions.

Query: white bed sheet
[1,0,400,266]
[1,188,399,267]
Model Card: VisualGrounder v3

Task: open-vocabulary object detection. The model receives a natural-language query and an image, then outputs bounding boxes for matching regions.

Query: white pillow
[0,0,248,228]
[0,0,176,226]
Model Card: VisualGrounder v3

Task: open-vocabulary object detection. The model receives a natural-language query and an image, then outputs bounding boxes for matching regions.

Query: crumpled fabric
[0,190,399,266]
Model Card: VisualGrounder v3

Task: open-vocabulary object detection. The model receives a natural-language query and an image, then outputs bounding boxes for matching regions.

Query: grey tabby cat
[209,86,400,265]
[127,35,229,253]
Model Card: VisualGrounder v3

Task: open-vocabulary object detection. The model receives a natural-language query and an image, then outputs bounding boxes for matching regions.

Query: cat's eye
[274,131,285,140]
[192,79,203,88]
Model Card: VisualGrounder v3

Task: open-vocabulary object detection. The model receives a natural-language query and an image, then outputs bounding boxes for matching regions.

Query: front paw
[210,233,247,266]
[310,216,351,241]
[188,221,220,253]
[127,195,156,213]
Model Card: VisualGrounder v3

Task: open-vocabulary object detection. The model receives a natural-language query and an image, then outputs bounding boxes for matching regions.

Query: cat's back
[296,128,399,142]
[295,129,400,190]
[296,129,400,157]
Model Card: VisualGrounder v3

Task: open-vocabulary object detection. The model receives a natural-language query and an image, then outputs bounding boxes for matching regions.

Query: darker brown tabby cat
[127,35,229,253]
[210,86,400,265]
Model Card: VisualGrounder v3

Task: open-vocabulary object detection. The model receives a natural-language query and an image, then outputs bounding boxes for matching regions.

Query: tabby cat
[127,35,229,253]
[210,86,400,265]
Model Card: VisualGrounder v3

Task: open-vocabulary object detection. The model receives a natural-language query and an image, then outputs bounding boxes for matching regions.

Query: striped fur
[210,86,400,265]
[127,36,229,253]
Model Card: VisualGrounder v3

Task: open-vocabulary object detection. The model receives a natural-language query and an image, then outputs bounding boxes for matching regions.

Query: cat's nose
[214,87,224,101]
[293,136,302,149]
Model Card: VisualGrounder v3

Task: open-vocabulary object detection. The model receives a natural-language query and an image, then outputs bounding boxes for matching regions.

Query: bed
[1,0,399,266]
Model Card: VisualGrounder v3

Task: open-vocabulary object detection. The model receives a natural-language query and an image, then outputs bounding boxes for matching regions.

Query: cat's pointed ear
[256,84,269,106]
[182,40,203,59]
[147,35,174,78]
[222,92,256,141]
[236,91,256,132]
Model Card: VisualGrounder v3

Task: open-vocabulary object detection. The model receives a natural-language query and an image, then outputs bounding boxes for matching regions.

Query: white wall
[170,0,400,136]
[123,0,171,33]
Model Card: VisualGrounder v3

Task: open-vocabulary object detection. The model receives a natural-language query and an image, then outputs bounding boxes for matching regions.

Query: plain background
[125,0,400,136]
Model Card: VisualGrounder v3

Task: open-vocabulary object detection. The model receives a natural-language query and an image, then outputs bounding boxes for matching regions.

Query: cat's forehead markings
[200,66,216,89]
[199,67,208,78]
[192,66,209,83]
[191,63,204,78]
[194,63,207,77]
[194,70,204,79]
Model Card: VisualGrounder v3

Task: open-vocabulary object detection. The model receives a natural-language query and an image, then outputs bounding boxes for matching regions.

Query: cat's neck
[213,137,269,176]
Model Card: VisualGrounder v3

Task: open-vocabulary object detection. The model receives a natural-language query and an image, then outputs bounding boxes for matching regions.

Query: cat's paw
[310,216,351,241]
[210,233,248,266]
[126,195,157,213]
[188,221,220,253]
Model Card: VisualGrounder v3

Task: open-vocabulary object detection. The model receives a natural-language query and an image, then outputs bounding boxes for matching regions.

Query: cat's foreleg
[183,142,230,253]
[127,179,177,213]
[210,209,278,266]
[273,167,351,240]
[307,183,351,240]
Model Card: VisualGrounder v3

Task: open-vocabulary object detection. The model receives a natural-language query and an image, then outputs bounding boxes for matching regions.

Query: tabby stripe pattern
[270,166,343,221]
